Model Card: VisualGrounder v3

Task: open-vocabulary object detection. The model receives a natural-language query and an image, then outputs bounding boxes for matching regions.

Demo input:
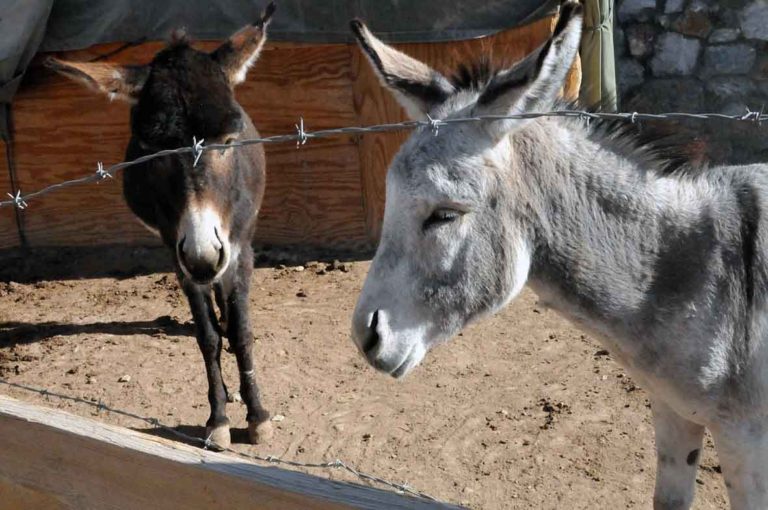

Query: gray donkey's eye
[423,208,463,231]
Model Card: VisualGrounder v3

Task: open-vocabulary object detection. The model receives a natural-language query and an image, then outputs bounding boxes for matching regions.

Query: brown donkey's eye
[218,136,237,154]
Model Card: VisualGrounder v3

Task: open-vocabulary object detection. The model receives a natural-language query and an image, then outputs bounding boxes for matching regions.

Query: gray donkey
[351,3,768,509]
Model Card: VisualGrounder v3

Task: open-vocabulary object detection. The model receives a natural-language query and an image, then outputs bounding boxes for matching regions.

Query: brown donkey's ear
[350,19,455,120]
[212,1,276,86]
[45,58,149,103]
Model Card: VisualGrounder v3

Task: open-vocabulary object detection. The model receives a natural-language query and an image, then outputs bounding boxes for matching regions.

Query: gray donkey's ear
[475,1,583,141]
[212,1,276,86]
[350,19,455,120]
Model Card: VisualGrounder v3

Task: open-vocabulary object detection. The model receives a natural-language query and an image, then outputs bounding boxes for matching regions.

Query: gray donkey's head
[350,2,583,377]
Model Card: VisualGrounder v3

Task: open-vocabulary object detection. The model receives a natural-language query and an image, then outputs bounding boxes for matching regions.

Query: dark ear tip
[264,1,276,18]
[553,0,583,36]
[560,1,584,20]
[258,1,276,26]
[170,27,190,45]
[349,18,365,36]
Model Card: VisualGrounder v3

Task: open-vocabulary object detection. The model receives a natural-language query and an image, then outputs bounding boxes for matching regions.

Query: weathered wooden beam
[0,396,460,510]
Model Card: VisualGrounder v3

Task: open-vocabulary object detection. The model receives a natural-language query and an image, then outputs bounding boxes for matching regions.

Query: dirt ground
[0,248,730,509]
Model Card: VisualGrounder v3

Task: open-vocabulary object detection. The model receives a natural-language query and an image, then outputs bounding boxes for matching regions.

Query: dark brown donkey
[47,2,277,449]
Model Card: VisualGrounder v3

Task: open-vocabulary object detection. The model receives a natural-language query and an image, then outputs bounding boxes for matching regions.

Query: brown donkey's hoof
[205,424,231,451]
[248,420,273,444]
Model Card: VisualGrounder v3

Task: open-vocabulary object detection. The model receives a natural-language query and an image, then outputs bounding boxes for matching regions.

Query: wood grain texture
[0,477,65,510]
[259,138,368,250]
[11,87,155,247]
[0,141,20,248]
[6,14,579,250]
[11,40,368,249]
[0,396,458,510]
[352,15,582,244]
[240,44,368,249]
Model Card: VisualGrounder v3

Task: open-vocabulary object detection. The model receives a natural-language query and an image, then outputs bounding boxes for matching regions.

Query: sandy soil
[0,251,729,509]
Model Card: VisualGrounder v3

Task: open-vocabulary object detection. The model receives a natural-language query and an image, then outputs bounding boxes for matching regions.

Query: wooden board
[11,40,369,250]
[0,395,459,510]
[239,44,368,249]
[5,14,579,251]
[259,139,368,251]
[10,78,154,247]
[0,140,20,248]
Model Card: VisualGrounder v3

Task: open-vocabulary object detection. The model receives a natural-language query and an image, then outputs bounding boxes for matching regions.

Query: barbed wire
[0,378,444,504]
[1,107,765,209]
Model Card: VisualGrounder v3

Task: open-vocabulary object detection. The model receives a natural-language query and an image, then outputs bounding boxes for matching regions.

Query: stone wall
[615,0,768,164]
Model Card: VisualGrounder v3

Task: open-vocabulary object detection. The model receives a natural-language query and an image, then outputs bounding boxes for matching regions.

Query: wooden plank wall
[0,138,20,247]
[0,395,457,510]
[3,14,578,251]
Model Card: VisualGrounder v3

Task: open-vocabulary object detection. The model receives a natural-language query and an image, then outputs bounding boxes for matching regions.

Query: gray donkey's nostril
[363,310,381,355]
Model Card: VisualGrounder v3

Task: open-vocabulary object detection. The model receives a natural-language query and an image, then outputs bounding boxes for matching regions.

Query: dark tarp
[0,0,53,138]
[39,0,561,50]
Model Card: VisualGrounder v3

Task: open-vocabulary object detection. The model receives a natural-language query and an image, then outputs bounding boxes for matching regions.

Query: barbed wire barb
[95,161,112,181]
[425,113,441,136]
[742,105,764,126]
[191,137,205,167]
[6,190,27,210]
[295,117,308,147]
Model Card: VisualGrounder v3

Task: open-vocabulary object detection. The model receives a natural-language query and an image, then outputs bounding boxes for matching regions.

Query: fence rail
[2,108,766,210]
[0,378,442,503]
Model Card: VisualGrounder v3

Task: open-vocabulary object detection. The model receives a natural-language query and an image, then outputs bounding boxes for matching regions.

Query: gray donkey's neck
[510,118,756,393]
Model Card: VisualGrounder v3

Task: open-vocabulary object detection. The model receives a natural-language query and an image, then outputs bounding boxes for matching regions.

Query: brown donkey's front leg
[218,245,272,444]
[181,277,231,449]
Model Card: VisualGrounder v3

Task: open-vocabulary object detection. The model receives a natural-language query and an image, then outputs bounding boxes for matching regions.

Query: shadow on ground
[136,423,254,448]
[0,244,373,283]
[0,315,193,346]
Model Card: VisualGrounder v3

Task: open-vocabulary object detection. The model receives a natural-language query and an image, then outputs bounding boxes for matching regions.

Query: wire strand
[1,108,764,209]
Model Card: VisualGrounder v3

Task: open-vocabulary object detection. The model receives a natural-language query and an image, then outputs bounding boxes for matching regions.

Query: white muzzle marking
[176,205,230,283]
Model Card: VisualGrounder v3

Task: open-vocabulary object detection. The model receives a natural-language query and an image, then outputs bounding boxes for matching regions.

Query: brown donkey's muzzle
[177,233,226,283]
[176,205,231,284]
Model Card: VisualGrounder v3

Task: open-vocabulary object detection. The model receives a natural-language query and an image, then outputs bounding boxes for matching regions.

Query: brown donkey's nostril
[215,245,226,271]
[177,236,188,265]
[363,310,381,355]
[214,228,226,271]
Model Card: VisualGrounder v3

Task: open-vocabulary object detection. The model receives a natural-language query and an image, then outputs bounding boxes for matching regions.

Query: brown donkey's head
[48,2,276,284]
